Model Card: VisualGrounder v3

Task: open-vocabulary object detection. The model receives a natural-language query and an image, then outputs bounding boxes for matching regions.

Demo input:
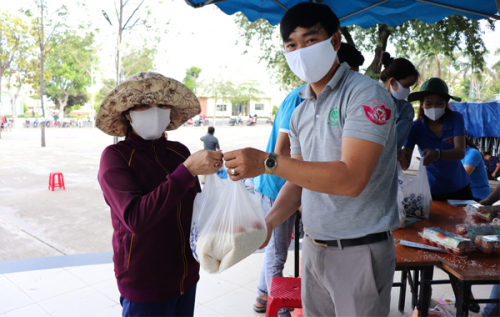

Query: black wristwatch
[264,152,278,175]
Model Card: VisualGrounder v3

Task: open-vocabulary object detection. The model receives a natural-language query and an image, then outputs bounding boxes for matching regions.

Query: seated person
[484,152,500,180]
[462,139,491,201]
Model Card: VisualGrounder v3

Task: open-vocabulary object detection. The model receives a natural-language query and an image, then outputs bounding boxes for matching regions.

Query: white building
[198,96,273,119]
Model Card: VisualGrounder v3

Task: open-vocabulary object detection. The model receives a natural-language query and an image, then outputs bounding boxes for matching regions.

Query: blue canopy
[452,102,500,138]
[185,0,499,28]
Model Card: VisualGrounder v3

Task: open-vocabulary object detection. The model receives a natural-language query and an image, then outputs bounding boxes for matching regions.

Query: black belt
[312,231,390,249]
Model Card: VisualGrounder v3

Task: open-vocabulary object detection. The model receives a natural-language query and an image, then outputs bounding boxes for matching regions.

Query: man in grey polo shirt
[224,3,399,316]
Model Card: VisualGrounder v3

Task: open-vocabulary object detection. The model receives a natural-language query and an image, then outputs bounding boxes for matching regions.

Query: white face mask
[129,107,171,140]
[284,36,337,83]
[423,107,445,121]
[390,80,411,100]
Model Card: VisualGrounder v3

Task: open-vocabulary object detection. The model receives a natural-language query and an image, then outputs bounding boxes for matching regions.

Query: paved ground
[0,124,272,262]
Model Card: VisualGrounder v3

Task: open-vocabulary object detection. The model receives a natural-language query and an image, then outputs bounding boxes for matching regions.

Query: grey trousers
[301,234,395,317]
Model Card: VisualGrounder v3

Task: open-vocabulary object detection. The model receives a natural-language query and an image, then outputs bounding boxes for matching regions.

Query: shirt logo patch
[444,138,453,144]
[362,100,392,125]
[328,108,339,127]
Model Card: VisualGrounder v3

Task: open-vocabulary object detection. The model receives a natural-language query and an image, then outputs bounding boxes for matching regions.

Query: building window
[216,104,227,111]
[255,103,264,111]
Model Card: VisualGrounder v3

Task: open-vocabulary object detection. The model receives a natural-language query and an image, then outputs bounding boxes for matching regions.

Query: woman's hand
[397,148,406,162]
[421,148,439,166]
[183,150,223,176]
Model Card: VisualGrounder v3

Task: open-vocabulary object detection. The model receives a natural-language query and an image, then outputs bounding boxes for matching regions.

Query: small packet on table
[419,227,474,256]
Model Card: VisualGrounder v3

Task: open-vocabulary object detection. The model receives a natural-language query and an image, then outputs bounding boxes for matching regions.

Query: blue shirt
[484,156,500,172]
[254,85,305,200]
[395,99,415,148]
[462,147,490,199]
[404,112,470,195]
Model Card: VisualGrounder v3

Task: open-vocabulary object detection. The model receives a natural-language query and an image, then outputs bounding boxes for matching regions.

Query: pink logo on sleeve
[362,100,392,125]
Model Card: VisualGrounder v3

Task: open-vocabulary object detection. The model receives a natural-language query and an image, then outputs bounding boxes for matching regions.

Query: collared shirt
[484,156,500,172]
[395,98,415,148]
[289,63,399,240]
[254,85,305,200]
[404,112,469,195]
[200,134,220,151]
[462,147,490,200]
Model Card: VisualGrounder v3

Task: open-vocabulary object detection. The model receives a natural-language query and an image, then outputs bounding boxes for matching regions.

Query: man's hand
[493,172,497,177]
[224,148,268,181]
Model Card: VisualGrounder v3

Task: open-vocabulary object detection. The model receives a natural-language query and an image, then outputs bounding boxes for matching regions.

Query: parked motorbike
[33,119,39,128]
[194,118,204,127]
[184,118,194,127]
[229,117,243,126]
[247,117,256,126]
[24,119,31,128]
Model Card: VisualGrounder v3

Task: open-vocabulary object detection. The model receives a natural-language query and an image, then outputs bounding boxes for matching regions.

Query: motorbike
[33,119,39,128]
[184,118,194,127]
[24,119,31,128]
[229,117,243,126]
[194,118,204,127]
[247,117,256,126]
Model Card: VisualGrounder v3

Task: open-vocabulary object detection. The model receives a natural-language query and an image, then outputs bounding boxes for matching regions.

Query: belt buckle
[313,239,328,247]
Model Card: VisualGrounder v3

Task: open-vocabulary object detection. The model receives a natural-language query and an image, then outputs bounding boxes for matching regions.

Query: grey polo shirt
[200,134,220,151]
[289,63,399,240]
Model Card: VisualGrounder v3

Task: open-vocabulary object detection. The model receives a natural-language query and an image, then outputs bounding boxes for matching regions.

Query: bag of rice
[190,174,267,273]
[397,159,432,224]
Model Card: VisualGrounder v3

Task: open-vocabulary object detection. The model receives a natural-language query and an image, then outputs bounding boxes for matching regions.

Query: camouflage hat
[96,72,201,136]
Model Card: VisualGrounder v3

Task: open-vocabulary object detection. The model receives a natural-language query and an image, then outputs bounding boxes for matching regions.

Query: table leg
[417,266,434,317]
[399,268,408,313]
[454,277,471,317]
[412,269,420,308]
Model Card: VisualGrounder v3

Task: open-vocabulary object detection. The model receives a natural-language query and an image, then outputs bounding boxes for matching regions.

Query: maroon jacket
[98,132,201,303]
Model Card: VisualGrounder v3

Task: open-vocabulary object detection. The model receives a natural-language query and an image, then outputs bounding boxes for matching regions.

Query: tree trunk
[10,86,20,128]
[339,27,355,46]
[57,94,69,120]
[366,24,392,80]
[0,74,3,139]
[40,0,46,147]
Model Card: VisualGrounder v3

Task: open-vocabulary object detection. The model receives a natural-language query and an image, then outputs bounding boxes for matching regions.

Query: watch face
[266,159,276,168]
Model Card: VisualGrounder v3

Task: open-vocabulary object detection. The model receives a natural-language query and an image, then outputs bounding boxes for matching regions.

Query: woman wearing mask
[380,52,420,149]
[96,72,223,317]
[400,77,472,201]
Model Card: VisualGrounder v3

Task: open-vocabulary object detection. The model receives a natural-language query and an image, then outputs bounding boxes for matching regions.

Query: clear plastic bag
[189,174,267,273]
[397,160,432,225]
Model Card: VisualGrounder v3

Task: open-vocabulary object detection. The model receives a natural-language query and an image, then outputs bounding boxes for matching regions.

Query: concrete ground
[0,125,494,316]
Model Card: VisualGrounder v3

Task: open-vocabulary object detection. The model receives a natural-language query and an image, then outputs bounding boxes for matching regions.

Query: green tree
[23,0,69,146]
[183,66,202,94]
[0,10,32,136]
[121,45,157,78]
[43,31,94,119]
[236,13,494,87]
[229,81,264,115]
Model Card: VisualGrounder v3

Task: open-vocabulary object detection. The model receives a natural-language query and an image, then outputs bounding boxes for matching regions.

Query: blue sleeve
[278,86,305,131]
[396,101,415,148]
[403,121,418,149]
[452,112,466,137]
[463,148,482,167]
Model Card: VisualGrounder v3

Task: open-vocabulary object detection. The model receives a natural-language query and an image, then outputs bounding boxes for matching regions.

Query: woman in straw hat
[399,77,473,201]
[97,72,223,316]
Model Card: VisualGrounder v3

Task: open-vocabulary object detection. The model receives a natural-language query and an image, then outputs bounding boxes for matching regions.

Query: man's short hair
[280,2,340,42]
[208,127,215,134]
[484,151,492,156]
[338,42,365,68]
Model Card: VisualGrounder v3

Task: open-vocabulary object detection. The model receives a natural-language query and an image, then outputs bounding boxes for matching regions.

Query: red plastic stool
[292,308,303,317]
[48,172,65,191]
[266,277,302,317]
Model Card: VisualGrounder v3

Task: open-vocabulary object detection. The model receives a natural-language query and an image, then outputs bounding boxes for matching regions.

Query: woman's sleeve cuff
[169,164,196,190]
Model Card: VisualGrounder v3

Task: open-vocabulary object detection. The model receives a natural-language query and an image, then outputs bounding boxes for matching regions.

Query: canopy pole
[496,0,500,15]
[272,0,288,10]
[416,0,500,20]
[339,0,389,20]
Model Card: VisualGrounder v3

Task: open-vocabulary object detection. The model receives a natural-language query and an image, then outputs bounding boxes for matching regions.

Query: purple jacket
[98,132,201,303]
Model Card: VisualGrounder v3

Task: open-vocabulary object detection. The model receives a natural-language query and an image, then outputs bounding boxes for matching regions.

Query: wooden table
[393,210,441,316]
[393,201,500,316]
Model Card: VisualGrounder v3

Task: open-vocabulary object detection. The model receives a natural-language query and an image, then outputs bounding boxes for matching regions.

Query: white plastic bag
[397,159,432,226]
[189,174,267,273]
